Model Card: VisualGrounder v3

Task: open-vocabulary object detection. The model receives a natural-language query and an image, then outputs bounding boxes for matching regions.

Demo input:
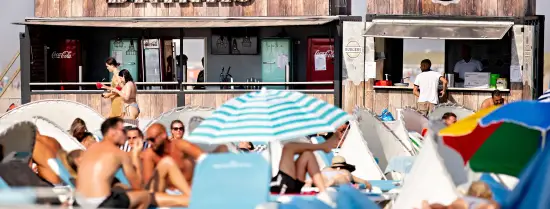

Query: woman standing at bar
[102,57,124,118]
[103,69,139,119]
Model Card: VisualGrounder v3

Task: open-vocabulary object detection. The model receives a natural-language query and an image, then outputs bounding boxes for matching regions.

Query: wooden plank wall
[366,0,535,16]
[30,93,334,118]
[34,0,330,17]
[31,94,177,119]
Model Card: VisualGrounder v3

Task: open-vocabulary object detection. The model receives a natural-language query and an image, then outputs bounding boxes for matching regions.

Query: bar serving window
[366,18,514,90]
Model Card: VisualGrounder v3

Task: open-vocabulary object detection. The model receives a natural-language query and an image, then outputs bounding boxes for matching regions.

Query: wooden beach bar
[17,0,357,119]
[14,0,545,119]
[343,0,545,115]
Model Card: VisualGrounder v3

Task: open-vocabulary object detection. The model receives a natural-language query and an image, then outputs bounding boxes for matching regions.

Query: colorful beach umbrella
[439,101,550,177]
[187,88,351,144]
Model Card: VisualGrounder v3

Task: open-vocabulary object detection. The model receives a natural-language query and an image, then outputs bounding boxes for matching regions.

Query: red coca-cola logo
[51,51,73,59]
[315,50,334,58]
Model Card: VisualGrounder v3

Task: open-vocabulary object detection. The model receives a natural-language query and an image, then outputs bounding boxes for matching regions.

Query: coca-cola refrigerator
[306,38,334,89]
[47,39,81,90]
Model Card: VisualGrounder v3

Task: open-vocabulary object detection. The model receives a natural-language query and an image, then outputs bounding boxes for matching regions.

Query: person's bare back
[76,117,149,209]
[33,133,62,185]
[77,141,127,198]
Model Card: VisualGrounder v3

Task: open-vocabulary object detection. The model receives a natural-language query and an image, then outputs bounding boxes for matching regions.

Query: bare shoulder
[140,148,156,159]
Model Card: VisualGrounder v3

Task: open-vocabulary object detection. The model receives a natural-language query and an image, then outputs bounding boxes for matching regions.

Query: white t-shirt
[414,71,442,104]
[453,59,483,79]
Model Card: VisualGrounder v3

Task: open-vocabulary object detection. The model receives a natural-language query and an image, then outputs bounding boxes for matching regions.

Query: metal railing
[0,51,21,98]
[29,81,335,94]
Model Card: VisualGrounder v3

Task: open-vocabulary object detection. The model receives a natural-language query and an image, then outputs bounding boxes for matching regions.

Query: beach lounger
[189,153,270,209]
[278,196,332,209]
[49,158,75,187]
[115,169,130,186]
[0,177,9,189]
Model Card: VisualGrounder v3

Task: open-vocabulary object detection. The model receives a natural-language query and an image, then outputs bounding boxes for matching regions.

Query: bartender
[453,45,483,85]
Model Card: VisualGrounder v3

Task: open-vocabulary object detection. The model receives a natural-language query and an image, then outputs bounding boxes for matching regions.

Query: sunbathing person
[76,117,150,209]
[270,135,343,194]
[33,132,63,185]
[305,156,371,189]
[142,123,228,185]
[69,118,88,141]
[77,132,97,149]
[57,149,84,181]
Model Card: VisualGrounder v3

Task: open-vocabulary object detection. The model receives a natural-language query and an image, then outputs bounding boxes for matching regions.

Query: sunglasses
[171,127,184,131]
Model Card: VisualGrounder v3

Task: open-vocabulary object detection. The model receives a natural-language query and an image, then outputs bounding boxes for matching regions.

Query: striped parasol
[538,90,550,102]
[187,88,351,144]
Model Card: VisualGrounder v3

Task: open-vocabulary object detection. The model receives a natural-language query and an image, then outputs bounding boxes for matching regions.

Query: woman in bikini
[102,69,139,119]
[305,156,371,190]
[102,58,124,118]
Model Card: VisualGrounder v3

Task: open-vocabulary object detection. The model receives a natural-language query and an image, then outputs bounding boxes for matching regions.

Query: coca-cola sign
[315,50,334,58]
[51,51,73,59]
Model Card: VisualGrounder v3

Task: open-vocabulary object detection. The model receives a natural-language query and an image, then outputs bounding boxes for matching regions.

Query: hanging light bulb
[242,36,252,48]
[231,38,240,54]
[126,40,137,55]
[114,38,124,48]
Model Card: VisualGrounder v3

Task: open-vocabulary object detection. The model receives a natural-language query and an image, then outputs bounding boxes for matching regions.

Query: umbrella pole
[542,131,547,149]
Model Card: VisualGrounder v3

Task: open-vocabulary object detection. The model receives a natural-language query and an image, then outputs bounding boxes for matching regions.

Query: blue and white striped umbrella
[187,88,351,144]
[538,90,550,102]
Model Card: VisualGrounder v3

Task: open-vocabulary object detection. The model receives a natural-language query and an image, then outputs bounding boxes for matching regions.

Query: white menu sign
[464,72,490,88]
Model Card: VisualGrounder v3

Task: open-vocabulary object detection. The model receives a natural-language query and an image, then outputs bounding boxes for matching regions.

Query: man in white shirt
[413,59,448,116]
[453,45,483,84]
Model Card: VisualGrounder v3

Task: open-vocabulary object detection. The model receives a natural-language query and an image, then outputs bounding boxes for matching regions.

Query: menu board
[464,72,490,88]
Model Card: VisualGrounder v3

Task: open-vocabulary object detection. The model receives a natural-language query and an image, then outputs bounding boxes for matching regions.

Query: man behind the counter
[413,59,448,116]
[454,45,483,85]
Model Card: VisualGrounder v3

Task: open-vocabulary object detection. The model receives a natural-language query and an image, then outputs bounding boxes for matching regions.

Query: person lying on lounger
[305,156,371,189]
[58,149,83,181]
[33,132,63,186]
[142,123,228,186]
[270,132,344,194]
[77,132,97,149]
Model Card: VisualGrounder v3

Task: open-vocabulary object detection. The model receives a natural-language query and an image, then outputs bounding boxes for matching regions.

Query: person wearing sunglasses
[480,90,505,110]
[170,120,185,141]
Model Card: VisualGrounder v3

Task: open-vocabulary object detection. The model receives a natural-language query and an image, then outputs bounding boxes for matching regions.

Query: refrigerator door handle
[262,61,276,64]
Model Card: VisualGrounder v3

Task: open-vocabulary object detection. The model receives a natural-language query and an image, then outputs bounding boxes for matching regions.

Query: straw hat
[330,156,356,172]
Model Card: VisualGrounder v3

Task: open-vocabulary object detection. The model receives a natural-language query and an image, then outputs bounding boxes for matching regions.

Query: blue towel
[337,185,380,209]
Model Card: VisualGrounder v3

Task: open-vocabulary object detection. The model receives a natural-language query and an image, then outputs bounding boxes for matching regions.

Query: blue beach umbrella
[187,88,351,144]
[502,145,550,209]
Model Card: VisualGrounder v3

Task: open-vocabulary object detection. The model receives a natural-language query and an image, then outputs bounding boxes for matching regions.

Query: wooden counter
[371,86,511,116]
[30,91,334,119]
[342,80,517,115]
